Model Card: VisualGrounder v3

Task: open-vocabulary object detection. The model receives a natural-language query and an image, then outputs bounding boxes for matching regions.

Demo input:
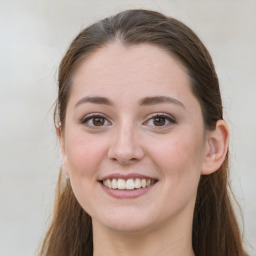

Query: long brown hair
[40,9,248,256]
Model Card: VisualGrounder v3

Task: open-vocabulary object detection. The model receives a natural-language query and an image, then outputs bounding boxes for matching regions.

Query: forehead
[66,42,203,126]
[71,42,191,96]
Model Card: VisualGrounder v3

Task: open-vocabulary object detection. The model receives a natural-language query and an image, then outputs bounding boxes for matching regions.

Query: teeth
[107,179,112,188]
[112,178,117,189]
[134,178,141,188]
[117,178,126,189]
[102,178,155,190]
[126,179,135,190]
[141,179,146,188]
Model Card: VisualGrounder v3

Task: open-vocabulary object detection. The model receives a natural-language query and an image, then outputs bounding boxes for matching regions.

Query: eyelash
[81,113,111,128]
[143,113,176,128]
[80,113,176,129]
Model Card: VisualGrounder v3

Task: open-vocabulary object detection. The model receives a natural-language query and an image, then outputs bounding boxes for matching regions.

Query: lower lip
[100,182,157,199]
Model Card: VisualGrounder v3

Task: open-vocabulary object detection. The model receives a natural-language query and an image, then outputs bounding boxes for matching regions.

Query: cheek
[150,131,204,188]
[64,132,107,177]
[63,133,108,215]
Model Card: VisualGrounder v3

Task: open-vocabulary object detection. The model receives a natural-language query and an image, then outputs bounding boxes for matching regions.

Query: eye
[81,114,111,128]
[144,113,176,128]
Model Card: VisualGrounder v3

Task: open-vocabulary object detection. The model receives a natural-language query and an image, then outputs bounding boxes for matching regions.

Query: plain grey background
[0,0,255,255]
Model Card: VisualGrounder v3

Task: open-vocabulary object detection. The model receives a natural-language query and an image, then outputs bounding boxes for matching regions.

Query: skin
[60,42,229,256]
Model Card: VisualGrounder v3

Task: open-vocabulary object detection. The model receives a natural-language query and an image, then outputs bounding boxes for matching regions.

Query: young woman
[40,9,248,256]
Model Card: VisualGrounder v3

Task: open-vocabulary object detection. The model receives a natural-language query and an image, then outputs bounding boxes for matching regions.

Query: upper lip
[99,173,158,181]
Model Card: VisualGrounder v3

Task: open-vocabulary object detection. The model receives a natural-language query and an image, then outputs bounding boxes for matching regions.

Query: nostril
[108,149,144,165]
[107,133,145,164]
[110,157,139,166]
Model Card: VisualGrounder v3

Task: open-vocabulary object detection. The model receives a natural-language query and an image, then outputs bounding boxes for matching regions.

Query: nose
[108,123,144,165]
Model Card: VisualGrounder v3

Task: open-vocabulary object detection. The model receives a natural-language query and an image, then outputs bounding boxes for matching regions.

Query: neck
[92,214,195,256]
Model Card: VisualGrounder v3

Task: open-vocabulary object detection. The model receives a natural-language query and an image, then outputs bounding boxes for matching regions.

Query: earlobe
[57,127,70,177]
[201,120,229,175]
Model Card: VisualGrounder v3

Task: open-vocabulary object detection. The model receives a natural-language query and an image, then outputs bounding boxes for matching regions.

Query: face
[61,43,208,233]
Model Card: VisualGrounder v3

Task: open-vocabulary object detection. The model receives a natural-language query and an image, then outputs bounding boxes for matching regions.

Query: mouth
[101,178,157,190]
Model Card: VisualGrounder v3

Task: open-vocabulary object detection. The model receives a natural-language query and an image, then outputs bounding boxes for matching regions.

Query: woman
[40,9,248,256]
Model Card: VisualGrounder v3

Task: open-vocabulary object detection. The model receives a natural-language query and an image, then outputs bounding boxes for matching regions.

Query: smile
[102,178,156,190]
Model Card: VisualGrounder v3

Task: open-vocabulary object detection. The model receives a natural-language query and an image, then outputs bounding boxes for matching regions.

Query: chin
[92,209,157,233]
[104,220,152,233]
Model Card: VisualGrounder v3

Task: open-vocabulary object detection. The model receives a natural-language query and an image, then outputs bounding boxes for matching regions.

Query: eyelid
[143,112,176,127]
[80,113,112,128]
[80,112,176,129]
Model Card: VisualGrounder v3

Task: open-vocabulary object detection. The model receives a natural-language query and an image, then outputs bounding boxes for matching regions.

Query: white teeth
[112,178,117,189]
[125,179,135,190]
[134,178,141,188]
[107,179,112,188]
[117,179,126,189]
[102,178,155,190]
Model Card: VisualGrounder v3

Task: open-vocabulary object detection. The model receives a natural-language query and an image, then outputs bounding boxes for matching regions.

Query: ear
[57,127,70,177]
[201,120,229,175]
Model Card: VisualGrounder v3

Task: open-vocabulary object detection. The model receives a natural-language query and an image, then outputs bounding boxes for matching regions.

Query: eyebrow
[74,95,185,108]
[140,96,185,108]
[75,96,113,108]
